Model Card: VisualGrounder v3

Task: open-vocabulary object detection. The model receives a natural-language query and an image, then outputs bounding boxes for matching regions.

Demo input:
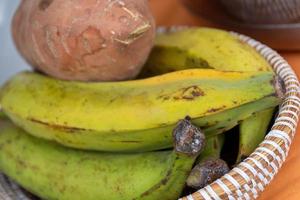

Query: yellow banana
[142,27,277,161]
[0,69,282,152]
[0,117,205,200]
[141,27,272,77]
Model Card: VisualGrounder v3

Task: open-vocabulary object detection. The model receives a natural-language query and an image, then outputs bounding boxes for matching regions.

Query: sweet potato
[12,0,156,81]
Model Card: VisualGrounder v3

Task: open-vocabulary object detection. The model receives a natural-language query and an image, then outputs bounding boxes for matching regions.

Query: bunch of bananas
[0,28,284,200]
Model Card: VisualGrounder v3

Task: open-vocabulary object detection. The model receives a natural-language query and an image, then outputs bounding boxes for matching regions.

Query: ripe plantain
[142,27,277,161]
[0,69,282,152]
[0,117,205,200]
[0,109,6,119]
[186,135,229,189]
[236,108,275,162]
[142,27,272,77]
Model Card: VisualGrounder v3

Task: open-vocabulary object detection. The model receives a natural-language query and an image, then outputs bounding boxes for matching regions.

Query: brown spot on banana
[28,118,89,133]
[205,106,226,114]
[7,150,41,172]
[158,86,205,101]
[180,86,205,100]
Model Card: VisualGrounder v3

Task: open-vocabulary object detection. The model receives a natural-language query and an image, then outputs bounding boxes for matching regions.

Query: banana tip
[173,117,205,156]
[186,158,230,189]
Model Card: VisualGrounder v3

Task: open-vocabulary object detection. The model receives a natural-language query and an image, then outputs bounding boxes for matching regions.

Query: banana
[0,69,282,152]
[186,135,229,189]
[0,117,205,200]
[196,134,225,163]
[142,27,277,161]
[142,27,273,77]
[0,110,6,119]
[236,108,275,162]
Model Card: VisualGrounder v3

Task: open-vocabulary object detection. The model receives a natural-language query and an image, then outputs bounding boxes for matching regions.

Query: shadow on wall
[0,0,30,85]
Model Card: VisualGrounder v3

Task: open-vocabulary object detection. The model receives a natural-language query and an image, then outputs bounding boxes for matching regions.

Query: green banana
[142,27,277,162]
[236,108,275,162]
[186,135,229,189]
[0,117,205,200]
[0,69,282,152]
[0,110,6,119]
[196,134,225,163]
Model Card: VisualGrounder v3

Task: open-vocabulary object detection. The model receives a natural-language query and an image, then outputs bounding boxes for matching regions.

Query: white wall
[0,0,30,85]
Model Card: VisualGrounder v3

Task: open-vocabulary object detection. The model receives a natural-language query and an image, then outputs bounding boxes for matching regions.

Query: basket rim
[1,27,300,200]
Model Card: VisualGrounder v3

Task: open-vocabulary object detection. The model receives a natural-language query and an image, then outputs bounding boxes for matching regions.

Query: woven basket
[220,0,300,24]
[0,28,300,200]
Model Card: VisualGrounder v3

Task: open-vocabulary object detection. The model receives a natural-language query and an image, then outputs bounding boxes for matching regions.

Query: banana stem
[197,134,225,163]
[186,135,229,189]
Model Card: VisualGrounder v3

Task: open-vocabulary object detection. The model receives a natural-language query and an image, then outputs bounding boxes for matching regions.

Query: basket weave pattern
[0,31,299,200]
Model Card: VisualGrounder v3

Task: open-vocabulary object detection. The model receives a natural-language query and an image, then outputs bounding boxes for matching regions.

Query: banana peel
[142,27,272,77]
[0,117,205,200]
[237,108,275,162]
[0,69,282,152]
